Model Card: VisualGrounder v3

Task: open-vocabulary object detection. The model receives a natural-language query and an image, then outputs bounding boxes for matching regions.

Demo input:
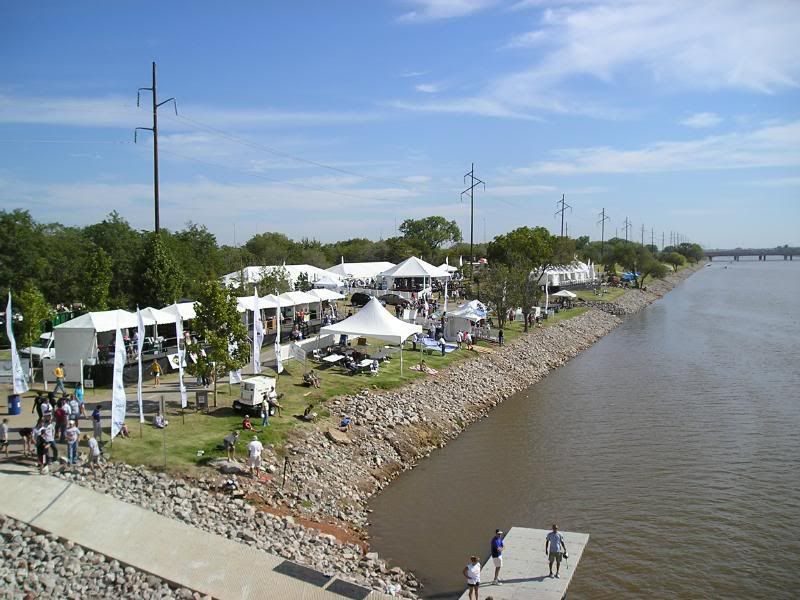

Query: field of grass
[574,287,625,303]
[109,302,590,472]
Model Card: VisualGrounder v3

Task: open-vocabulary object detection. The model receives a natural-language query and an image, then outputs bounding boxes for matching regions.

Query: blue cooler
[7,394,21,415]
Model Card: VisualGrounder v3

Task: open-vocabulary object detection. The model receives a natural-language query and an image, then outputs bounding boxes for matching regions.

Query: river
[368,260,800,599]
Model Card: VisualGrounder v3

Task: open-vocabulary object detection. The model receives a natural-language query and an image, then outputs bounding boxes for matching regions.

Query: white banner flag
[110,326,127,439]
[5,292,29,395]
[252,288,264,374]
[274,304,283,374]
[175,314,187,408]
[136,307,145,423]
[229,369,242,385]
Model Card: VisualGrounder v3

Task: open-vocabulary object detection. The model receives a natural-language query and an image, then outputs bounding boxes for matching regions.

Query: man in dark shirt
[490,529,505,585]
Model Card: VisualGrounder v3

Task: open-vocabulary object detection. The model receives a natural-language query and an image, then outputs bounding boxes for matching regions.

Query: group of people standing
[463,525,568,599]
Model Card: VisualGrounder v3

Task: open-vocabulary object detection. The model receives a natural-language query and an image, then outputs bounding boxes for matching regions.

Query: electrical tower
[597,208,610,261]
[461,163,485,274]
[623,217,632,242]
[641,224,645,246]
[555,194,572,238]
[135,62,178,233]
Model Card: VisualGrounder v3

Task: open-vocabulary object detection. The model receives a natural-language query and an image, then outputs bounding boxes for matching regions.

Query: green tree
[255,266,292,295]
[137,232,184,308]
[84,245,113,310]
[662,251,686,272]
[0,210,47,294]
[399,216,462,249]
[639,256,669,288]
[477,264,516,329]
[169,223,223,297]
[295,272,312,292]
[188,281,250,403]
[84,211,144,307]
[16,283,51,349]
[244,232,297,265]
[676,242,704,263]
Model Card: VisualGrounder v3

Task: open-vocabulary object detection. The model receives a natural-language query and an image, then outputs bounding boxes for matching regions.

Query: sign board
[83,379,95,389]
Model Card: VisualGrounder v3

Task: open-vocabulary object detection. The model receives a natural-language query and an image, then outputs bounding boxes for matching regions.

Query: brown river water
[368,260,800,599]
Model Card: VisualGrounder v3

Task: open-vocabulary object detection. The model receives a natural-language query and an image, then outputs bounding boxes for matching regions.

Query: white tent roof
[162,302,197,321]
[140,307,177,325]
[379,256,451,279]
[438,263,459,273]
[221,264,343,289]
[326,261,396,279]
[312,272,343,288]
[236,294,283,313]
[278,291,318,306]
[55,309,138,332]
[447,300,488,321]
[320,297,422,344]
[551,290,577,298]
[308,288,344,301]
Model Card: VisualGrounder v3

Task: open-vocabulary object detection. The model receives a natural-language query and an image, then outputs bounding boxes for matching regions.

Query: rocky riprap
[53,464,419,598]
[0,514,196,599]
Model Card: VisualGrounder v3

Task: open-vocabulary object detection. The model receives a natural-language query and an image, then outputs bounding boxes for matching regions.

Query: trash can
[7,394,21,415]
[195,390,208,411]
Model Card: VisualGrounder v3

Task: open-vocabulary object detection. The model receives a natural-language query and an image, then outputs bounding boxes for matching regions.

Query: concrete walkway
[458,527,589,600]
[0,467,390,600]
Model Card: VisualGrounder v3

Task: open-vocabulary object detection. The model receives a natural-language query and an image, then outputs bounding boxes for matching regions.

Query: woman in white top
[463,555,481,599]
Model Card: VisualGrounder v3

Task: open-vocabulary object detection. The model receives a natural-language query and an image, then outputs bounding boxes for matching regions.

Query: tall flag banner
[228,342,242,384]
[274,303,284,374]
[110,326,127,439]
[136,308,145,423]
[443,277,449,313]
[252,288,264,374]
[5,292,29,395]
[175,314,187,408]
[545,280,550,312]
[459,255,463,267]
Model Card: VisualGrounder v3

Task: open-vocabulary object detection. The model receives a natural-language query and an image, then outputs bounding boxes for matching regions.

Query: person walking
[247,435,263,478]
[32,392,46,420]
[490,529,505,585]
[463,555,481,600]
[498,328,504,346]
[223,431,239,461]
[74,382,86,417]
[150,361,162,387]
[545,524,567,578]
[1,418,9,458]
[84,434,101,471]
[53,363,66,394]
[91,404,102,442]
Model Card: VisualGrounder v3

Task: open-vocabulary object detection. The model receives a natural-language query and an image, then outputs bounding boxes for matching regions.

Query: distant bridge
[705,248,798,261]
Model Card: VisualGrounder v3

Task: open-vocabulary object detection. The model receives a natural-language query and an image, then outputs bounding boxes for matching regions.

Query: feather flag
[5,292,29,395]
[136,307,145,423]
[110,326,127,439]
[175,314,187,408]
[274,304,284,374]
[252,288,264,374]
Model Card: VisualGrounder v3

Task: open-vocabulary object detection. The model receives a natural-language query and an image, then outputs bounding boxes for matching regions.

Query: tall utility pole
[135,62,178,233]
[662,232,665,250]
[650,228,654,249]
[461,163,485,274]
[623,217,632,242]
[555,193,572,238]
[597,208,610,261]
[640,224,645,246]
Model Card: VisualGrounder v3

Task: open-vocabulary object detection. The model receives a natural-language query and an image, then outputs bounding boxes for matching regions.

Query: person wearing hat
[65,420,81,465]
[490,529,505,585]
[247,435,264,477]
[463,555,481,600]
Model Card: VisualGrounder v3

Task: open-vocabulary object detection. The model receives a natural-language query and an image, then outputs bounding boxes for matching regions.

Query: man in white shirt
[247,435,263,477]
[84,434,101,471]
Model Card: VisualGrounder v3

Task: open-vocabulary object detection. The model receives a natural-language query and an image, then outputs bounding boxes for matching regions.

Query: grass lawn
[574,287,625,303]
[109,301,591,472]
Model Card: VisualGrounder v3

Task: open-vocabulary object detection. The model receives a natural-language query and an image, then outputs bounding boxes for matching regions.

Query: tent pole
[400,344,403,376]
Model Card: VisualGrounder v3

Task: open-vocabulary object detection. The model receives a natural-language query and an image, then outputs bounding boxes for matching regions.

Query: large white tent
[139,307,176,325]
[222,264,343,290]
[380,256,451,279]
[320,298,422,373]
[308,288,344,302]
[53,309,138,365]
[326,261,396,280]
[445,300,488,339]
[162,302,197,321]
[542,260,594,287]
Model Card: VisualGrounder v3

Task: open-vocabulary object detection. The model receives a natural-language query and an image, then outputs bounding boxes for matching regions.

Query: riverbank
[20,264,701,599]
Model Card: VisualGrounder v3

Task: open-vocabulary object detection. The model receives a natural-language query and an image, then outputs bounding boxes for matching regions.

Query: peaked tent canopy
[56,309,139,332]
[53,309,139,365]
[326,261,396,280]
[139,307,177,325]
[379,256,451,279]
[308,288,345,301]
[278,291,319,306]
[447,300,488,321]
[438,263,459,273]
[320,297,421,345]
[162,302,197,321]
[551,290,577,298]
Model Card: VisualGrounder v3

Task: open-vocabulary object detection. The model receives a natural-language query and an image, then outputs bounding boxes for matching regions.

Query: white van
[233,376,275,415]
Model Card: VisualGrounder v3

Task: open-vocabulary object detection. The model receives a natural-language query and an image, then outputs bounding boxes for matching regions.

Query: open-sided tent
[438,263,459,273]
[551,290,577,298]
[380,256,451,279]
[162,302,197,321]
[139,307,176,325]
[222,264,343,290]
[326,261,395,280]
[308,288,344,302]
[445,300,488,339]
[54,309,138,365]
[320,297,422,373]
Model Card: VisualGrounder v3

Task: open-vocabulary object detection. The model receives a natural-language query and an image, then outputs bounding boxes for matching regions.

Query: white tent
[222,264,343,290]
[313,272,343,289]
[308,288,345,301]
[326,261,395,280]
[380,256,451,279]
[278,291,319,306]
[551,290,577,298]
[139,307,176,325]
[447,300,488,320]
[54,309,138,365]
[320,298,422,373]
[438,263,459,273]
[162,302,197,321]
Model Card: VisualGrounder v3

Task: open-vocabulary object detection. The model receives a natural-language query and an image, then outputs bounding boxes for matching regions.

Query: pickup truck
[19,332,55,364]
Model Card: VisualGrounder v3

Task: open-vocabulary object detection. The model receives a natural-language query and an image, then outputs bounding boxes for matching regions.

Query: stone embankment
[24,264,699,599]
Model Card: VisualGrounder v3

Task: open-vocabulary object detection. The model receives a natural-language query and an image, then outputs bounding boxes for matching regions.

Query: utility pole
[650,228,654,249]
[623,217,632,242]
[461,163,485,276]
[135,62,178,233]
[597,208,610,261]
[555,194,572,238]
[641,224,645,246]
[662,231,665,250]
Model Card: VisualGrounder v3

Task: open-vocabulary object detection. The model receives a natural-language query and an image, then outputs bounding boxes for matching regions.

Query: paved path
[458,527,589,600]
[0,467,390,600]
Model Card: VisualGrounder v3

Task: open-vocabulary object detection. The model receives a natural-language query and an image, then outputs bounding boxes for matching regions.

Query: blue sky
[1,0,799,249]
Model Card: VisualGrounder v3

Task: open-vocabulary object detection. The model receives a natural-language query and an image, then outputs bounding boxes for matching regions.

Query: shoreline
[39,264,702,598]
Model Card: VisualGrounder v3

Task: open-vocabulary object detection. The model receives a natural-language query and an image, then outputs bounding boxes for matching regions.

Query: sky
[1,0,799,250]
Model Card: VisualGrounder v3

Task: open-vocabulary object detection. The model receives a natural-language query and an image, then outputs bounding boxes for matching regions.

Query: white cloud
[397,0,498,22]
[0,94,381,130]
[743,176,800,187]
[415,83,442,93]
[403,175,432,183]
[680,112,722,128]
[396,0,800,118]
[513,120,800,175]
[400,70,427,78]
